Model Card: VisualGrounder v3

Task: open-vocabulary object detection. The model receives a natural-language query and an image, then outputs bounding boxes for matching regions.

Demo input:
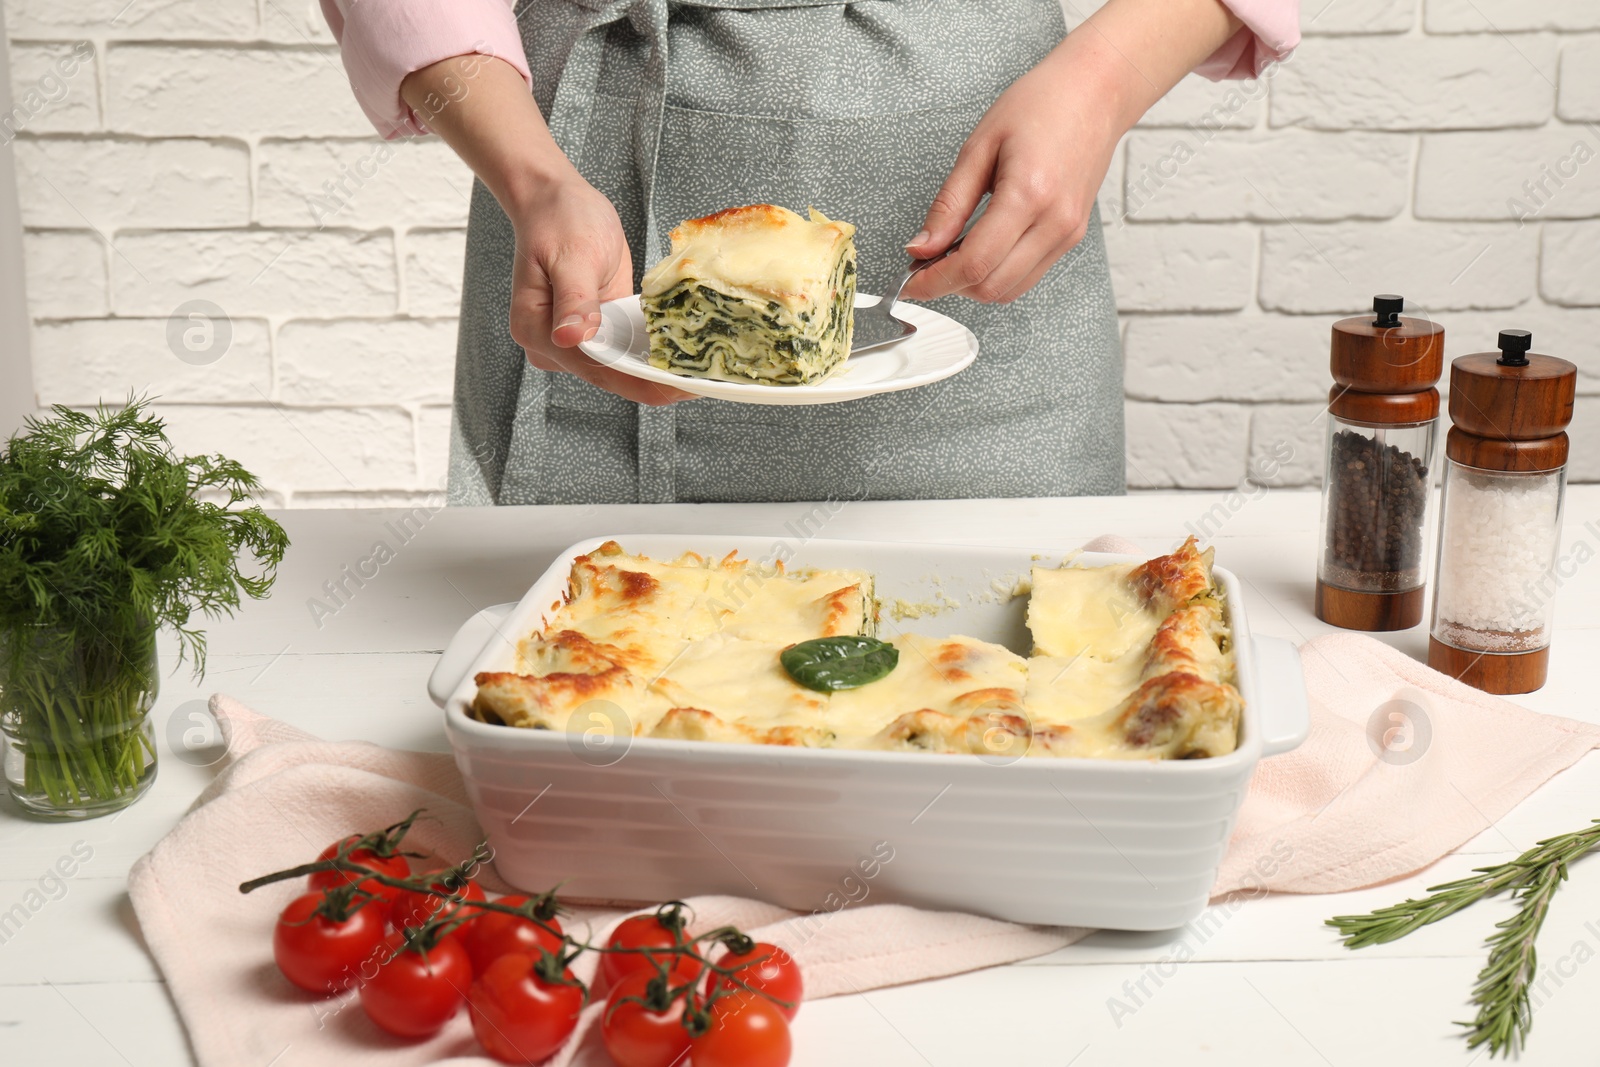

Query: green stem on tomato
[239,815,802,1027]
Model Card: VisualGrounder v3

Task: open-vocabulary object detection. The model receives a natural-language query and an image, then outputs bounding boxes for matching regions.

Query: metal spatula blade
[851,301,918,353]
[851,196,991,356]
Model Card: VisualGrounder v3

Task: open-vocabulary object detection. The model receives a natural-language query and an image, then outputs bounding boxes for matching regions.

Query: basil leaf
[780,636,899,692]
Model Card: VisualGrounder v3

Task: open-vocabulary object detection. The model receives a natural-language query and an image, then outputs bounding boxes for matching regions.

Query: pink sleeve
[1194,0,1300,80]
[319,0,532,138]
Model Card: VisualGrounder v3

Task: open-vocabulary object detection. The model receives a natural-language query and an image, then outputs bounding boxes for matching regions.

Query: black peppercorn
[1322,429,1429,589]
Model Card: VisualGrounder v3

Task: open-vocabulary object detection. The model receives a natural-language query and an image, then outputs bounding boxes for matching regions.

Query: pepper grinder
[1315,295,1444,631]
[1428,330,1577,694]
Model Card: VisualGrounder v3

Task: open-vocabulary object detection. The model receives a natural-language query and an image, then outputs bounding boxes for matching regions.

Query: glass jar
[1431,462,1566,656]
[0,626,160,819]
[1318,415,1438,599]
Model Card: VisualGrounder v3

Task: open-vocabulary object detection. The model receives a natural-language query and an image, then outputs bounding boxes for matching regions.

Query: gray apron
[447,0,1124,505]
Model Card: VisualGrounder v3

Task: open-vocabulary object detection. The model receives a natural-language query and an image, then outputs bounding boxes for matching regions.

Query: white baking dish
[429,535,1309,931]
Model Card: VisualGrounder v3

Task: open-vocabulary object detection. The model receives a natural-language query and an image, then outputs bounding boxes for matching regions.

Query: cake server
[852,196,991,355]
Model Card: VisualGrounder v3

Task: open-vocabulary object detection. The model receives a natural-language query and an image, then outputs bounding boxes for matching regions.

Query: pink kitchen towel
[129,618,1600,1066]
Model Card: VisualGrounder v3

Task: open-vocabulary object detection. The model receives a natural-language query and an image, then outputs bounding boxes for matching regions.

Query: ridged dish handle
[1253,635,1311,757]
[427,602,518,709]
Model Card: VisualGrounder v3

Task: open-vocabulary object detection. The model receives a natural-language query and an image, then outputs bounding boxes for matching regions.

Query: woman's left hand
[900,0,1244,305]
[898,49,1123,306]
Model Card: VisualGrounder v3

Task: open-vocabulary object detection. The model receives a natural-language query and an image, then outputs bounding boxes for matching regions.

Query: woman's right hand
[401,54,692,406]
[506,175,692,405]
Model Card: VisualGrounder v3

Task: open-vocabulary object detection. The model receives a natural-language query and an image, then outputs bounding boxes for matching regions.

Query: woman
[321,0,1295,505]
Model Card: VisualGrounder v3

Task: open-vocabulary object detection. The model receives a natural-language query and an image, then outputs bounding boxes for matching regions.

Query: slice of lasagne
[639,204,857,386]
[1024,539,1241,759]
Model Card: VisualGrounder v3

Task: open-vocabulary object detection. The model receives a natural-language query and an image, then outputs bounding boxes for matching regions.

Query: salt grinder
[1428,330,1577,694]
[1315,295,1444,631]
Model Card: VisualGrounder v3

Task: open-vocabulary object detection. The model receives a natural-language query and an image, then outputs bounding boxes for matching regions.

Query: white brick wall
[32,316,272,404]
[16,137,251,228]
[1122,131,1411,221]
[1424,0,1600,33]
[1257,223,1537,313]
[1301,0,1413,36]
[1270,35,1557,130]
[1415,130,1600,219]
[276,319,455,405]
[1558,36,1600,120]
[6,1,257,39]
[5,2,1598,505]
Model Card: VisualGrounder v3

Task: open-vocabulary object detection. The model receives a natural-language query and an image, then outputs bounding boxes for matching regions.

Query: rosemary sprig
[1462,858,1568,1056]
[1327,818,1600,1057]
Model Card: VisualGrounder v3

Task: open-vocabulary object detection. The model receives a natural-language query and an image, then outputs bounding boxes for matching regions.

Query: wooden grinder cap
[1330,294,1445,395]
[1449,330,1577,443]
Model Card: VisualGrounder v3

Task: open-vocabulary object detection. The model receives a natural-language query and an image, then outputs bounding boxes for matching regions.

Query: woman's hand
[900,53,1120,306]
[504,175,691,405]
[901,0,1243,306]
[402,54,691,405]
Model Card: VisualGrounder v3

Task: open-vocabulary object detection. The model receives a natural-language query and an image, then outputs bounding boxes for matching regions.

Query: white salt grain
[1434,469,1562,648]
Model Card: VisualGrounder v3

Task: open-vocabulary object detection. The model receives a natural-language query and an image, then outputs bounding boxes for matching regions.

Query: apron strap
[546,0,672,262]
[544,0,676,502]
[540,0,850,502]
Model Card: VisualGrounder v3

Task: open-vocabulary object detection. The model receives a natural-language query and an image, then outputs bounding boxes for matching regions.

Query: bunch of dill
[0,398,288,809]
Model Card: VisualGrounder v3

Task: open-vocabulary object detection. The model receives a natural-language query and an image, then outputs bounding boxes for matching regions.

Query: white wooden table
[5,487,1600,1066]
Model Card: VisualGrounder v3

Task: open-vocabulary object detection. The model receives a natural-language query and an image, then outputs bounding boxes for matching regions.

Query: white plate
[577,293,979,405]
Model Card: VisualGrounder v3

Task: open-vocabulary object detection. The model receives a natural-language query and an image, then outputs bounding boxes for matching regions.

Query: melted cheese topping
[555,546,718,634]
[641,205,855,307]
[827,634,1028,746]
[1027,563,1160,660]
[523,545,717,677]
[474,538,1241,761]
[649,634,828,727]
[711,569,874,645]
[1025,649,1148,723]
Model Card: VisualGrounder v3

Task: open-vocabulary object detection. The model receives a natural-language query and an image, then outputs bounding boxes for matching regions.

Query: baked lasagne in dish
[471,538,1242,761]
[639,204,857,386]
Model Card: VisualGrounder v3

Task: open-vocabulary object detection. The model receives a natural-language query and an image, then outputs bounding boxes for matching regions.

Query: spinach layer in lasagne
[639,204,857,386]
[471,538,1243,762]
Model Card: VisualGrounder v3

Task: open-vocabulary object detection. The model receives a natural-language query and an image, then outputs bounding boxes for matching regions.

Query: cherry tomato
[690,995,791,1067]
[273,892,387,996]
[706,943,802,1020]
[391,870,487,933]
[308,836,410,921]
[600,968,698,1067]
[460,895,566,974]
[359,931,472,1038]
[467,953,583,1065]
[601,913,704,989]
